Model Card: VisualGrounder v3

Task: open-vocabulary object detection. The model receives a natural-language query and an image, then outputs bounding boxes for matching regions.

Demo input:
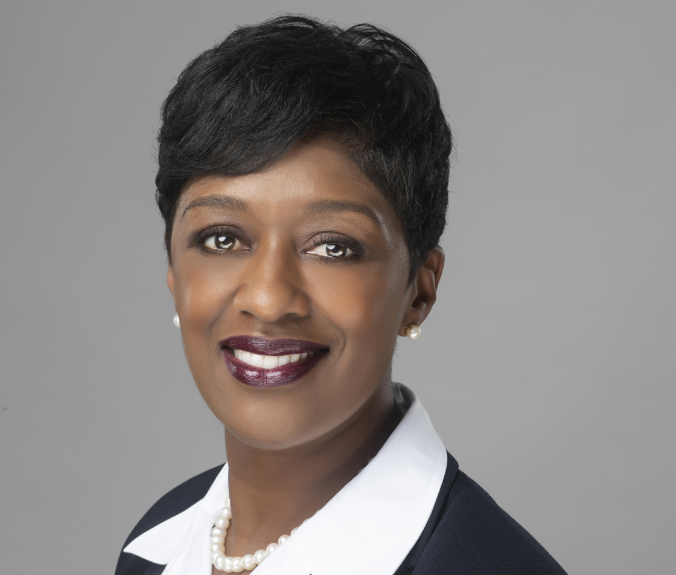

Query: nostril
[232,282,312,322]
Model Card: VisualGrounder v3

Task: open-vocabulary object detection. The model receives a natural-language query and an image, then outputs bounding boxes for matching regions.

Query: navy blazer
[116,453,567,575]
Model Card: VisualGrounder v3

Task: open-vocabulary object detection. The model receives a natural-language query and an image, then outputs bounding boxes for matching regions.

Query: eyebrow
[181,195,383,229]
[181,195,249,219]
[304,200,384,229]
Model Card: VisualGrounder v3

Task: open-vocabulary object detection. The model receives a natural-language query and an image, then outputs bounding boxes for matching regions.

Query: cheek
[172,260,238,381]
[174,260,236,325]
[308,259,408,365]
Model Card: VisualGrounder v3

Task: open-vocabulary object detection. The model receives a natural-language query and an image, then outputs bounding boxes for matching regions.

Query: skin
[166,134,444,562]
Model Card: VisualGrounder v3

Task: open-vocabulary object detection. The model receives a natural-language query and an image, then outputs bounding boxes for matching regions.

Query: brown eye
[203,234,240,251]
[326,244,346,257]
[216,235,234,249]
[307,242,353,258]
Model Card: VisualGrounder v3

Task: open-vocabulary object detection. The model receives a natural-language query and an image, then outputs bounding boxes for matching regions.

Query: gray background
[1,1,674,573]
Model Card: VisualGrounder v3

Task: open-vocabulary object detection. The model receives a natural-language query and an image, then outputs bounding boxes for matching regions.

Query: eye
[307,242,354,258]
[202,234,245,252]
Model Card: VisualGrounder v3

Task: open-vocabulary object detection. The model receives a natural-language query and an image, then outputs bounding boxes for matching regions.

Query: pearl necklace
[211,458,375,572]
[210,494,305,572]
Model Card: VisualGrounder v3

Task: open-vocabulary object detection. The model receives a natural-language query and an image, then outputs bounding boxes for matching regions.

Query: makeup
[220,336,328,388]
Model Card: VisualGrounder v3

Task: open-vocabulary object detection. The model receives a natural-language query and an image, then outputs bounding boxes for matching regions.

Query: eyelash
[194,228,363,262]
[195,226,249,256]
[306,234,363,263]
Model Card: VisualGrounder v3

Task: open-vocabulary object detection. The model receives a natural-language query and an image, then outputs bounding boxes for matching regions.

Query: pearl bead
[231,557,244,572]
[216,516,230,529]
[406,323,421,340]
[209,492,309,572]
[242,554,256,570]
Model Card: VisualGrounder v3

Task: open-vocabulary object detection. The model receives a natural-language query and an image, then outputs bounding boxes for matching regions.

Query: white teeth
[232,349,320,368]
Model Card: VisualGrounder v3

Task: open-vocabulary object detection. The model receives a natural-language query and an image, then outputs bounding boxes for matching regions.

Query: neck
[222,376,402,557]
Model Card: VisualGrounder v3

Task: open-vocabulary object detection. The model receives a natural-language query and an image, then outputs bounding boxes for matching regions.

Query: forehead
[175,135,398,229]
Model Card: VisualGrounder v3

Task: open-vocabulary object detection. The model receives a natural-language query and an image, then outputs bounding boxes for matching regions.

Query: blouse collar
[124,384,447,575]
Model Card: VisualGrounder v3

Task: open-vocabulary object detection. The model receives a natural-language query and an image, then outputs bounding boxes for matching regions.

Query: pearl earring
[173,314,180,328]
[406,323,421,340]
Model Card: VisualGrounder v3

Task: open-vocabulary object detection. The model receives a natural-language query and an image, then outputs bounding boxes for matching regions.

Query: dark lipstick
[220,336,328,388]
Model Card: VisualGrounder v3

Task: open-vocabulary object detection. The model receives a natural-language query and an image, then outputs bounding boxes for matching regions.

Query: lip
[220,336,329,388]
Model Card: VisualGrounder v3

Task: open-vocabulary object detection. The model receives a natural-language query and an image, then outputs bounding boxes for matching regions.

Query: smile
[219,336,328,388]
[231,349,318,368]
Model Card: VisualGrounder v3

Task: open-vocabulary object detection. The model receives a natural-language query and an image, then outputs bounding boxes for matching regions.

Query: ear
[165,232,176,302]
[398,246,445,336]
[167,265,175,302]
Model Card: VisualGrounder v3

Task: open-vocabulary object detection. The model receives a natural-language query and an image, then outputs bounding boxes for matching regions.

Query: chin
[219,399,357,452]
[224,420,331,451]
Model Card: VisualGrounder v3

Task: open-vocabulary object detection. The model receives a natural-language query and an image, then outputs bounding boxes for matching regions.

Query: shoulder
[398,453,567,575]
[115,464,224,575]
[438,471,565,575]
[432,470,567,574]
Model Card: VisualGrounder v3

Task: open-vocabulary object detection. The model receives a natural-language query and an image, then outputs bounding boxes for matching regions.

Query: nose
[232,239,311,323]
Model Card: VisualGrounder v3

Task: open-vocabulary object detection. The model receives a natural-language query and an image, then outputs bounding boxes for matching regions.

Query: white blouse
[124,385,447,575]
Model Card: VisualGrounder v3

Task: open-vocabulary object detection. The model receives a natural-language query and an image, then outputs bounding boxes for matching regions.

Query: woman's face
[168,135,434,450]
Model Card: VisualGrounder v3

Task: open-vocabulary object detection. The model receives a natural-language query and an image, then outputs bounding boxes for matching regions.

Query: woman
[116,15,567,575]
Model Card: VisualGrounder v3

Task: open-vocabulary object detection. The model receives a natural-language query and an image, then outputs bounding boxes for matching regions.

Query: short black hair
[156,14,452,281]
